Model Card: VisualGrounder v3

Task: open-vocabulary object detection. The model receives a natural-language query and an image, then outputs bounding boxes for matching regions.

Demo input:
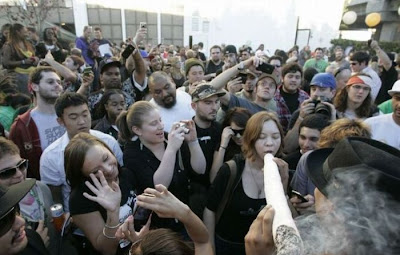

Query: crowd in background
[0,22,400,255]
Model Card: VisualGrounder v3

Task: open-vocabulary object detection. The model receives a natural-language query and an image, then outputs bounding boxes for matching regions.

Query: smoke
[295,167,400,255]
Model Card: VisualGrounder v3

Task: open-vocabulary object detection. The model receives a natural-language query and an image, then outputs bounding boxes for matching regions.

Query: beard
[162,95,177,109]
[38,91,59,104]
[335,55,343,62]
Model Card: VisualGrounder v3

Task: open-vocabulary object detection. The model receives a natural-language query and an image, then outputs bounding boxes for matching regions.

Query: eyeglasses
[0,159,28,180]
[0,206,20,237]
[351,84,370,92]
[232,128,244,138]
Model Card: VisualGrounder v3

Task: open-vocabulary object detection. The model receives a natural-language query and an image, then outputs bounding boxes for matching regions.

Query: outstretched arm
[137,184,213,255]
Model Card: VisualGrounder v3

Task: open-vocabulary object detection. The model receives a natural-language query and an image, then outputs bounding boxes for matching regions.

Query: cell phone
[133,204,152,231]
[83,66,92,75]
[256,62,275,74]
[237,72,247,84]
[291,190,309,203]
[121,44,135,59]
[140,22,147,29]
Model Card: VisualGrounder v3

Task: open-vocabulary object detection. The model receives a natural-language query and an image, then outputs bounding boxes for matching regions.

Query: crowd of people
[0,21,400,255]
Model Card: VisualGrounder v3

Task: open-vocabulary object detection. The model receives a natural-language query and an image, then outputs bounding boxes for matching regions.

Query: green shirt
[303,58,329,73]
[378,99,393,114]
[0,106,17,131]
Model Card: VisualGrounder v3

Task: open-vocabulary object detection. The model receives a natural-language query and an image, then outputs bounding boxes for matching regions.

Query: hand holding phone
[256,62,275,74]
[291,190,309,203]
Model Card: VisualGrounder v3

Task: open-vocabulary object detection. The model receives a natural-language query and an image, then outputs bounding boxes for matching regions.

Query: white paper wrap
[263,154,300,239]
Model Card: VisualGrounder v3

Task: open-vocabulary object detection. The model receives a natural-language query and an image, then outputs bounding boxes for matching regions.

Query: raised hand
[83,171,121,213]
[167,122,185,151]
[115,215,150,242]
[136,184,189,220]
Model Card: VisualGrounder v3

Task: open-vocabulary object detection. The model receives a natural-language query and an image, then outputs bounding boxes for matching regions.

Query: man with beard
[9,67,66,180]
[364,80,400,150]
[236,70,257,102]
[205,45,224,75]
[185,84,225,217]
[149,71,195,132]
[331,46,349,69]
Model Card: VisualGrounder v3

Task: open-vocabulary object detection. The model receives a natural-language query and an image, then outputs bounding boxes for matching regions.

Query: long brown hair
[65,133,116,189]
[334,86,372,118]
[8,23,34,58]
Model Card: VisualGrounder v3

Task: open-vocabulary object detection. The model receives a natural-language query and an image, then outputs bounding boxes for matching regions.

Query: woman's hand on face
[245,205,276,255]
[167,122,185,151]
[115,215,150,242]
[272,158,289,193]
[83,171,122,213]
[137,184,189,220]
[221,126,234,147]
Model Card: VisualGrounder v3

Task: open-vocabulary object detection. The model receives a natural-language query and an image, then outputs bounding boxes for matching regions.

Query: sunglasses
[232,128,244,138]
[0,159,28,180]
[0,206,20,237]
[350,62,359,66]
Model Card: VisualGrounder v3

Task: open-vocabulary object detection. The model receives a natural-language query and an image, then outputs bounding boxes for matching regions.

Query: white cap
[388,80,400,96]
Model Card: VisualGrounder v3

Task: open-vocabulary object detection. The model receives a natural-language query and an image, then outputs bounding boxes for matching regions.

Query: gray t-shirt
[31,109,66,151]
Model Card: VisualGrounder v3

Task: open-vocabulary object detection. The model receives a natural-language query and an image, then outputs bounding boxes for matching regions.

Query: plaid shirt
[274,86,310,132]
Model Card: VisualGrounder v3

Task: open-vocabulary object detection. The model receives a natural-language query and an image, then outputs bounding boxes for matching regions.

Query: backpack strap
[215,160,237,223]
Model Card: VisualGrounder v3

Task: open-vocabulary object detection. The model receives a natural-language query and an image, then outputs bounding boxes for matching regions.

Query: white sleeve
[39,151,64,186]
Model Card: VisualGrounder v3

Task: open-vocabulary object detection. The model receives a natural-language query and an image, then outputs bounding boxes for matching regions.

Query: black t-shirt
[123,137,188,231]
[375,65,398,105]
[280,87,300,114]
[69,169,137,254]
[206,155,266,243]
[205,60,224,75]
[183,121,222,188]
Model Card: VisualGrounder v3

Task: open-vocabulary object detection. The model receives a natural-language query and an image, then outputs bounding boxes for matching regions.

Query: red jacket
[9,109,42,180]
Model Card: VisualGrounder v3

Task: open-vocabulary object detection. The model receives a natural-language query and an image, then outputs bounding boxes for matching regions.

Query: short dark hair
[315,47,324,52]
[282,62,303,77]
[29,66,57,85]
[268,55,283,64]
[94,26,101,32]
[299,114,330,134]
[55,92,88,118]
[198,42,204,47]
[210,45,221,52]
[350,51,370,65]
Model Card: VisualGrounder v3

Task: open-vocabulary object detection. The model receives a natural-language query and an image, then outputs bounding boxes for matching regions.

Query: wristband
[104,223,121,229]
